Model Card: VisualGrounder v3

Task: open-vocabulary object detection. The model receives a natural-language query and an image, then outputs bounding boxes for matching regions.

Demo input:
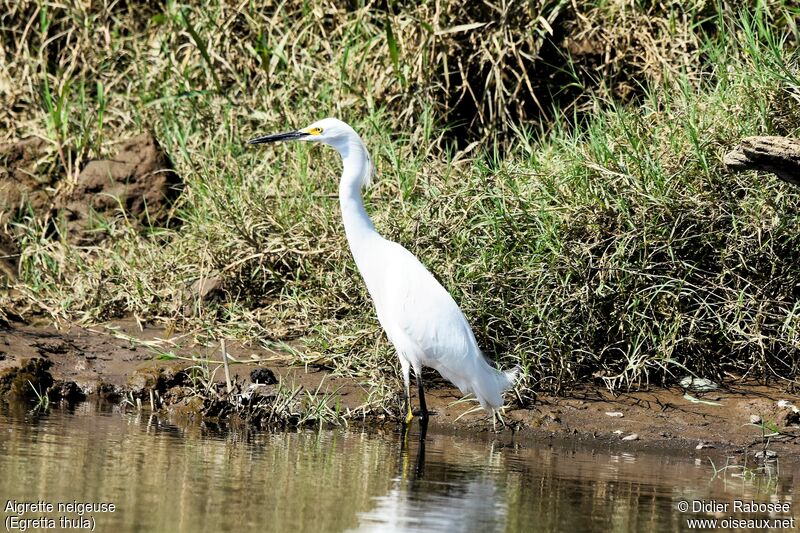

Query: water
[0,402,797,532]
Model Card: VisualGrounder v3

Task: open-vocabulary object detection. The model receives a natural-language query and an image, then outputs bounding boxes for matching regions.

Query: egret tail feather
[469,358,520,412]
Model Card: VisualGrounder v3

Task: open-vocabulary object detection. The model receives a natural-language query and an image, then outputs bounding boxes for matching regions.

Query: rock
[621,433,639,441]
[56,133,182,243]
[696,442,715,450]
[605,411,624,417]
[749,414,762,424]
[250,367,277,385]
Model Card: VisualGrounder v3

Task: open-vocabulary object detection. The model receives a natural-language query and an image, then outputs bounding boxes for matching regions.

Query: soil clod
[250,367,278,385]
[0,358,54,400]
[56,133,183,244]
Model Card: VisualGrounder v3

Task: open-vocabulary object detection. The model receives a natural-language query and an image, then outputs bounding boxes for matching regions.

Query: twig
[221,338,232,394]
[724,136,800,186]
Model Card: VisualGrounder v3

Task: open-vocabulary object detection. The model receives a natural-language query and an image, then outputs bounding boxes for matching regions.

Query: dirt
[0,138,54,282]
[0,133,182,285]
[56,134,182,244]
[0,321,798,458]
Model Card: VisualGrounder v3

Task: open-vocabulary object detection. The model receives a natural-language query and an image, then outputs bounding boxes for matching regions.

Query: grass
[28,379,49,410]
[709,456,779,489]
[0,1,799,410]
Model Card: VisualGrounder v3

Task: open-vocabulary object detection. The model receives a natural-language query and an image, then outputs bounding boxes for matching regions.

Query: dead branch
[724,136,800,186]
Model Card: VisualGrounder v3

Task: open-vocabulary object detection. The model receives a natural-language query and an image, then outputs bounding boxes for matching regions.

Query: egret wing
[377,242,476,368]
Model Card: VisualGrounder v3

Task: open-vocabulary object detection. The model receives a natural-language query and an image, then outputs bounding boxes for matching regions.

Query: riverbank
[2,321,798,459]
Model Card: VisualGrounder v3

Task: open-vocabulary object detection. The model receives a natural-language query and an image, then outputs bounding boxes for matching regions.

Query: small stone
[190,276,223,302]
[754,450,778,460]
[749,414,762,424]
[621,433,639,441]
[696,442,715,450]
[613,429,623,435]
[605,411,624,417]
[250,367,277,385]
[679,376,719,392]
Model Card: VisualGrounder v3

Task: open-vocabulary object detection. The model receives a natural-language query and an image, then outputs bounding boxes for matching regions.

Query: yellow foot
[405,407,414,424]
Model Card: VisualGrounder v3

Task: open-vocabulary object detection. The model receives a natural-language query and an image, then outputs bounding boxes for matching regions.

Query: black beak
[246,130,309,145]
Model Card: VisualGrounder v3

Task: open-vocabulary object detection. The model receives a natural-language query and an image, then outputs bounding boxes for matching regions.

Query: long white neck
[335,136,380,255]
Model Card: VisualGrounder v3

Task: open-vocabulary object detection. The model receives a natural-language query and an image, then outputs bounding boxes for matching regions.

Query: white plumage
[248,118,519,426]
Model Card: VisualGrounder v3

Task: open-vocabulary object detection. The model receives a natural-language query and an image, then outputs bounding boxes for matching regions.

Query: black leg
[414,427,427,478]
[417,373,429,423]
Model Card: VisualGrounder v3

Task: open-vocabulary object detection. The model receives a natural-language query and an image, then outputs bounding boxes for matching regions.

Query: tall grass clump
[1,1,799,400]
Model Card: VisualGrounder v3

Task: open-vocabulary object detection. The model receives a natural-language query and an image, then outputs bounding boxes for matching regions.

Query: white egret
[248,118,519,428]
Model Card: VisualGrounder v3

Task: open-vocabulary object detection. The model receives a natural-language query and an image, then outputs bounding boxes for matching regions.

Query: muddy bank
[0,134,182,287]
[1,321,799,458]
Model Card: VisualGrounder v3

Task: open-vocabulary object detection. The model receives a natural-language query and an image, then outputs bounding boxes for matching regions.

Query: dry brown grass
[2,0,769,148]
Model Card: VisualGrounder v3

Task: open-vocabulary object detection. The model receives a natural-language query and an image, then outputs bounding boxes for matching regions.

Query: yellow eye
[308,127,323,135]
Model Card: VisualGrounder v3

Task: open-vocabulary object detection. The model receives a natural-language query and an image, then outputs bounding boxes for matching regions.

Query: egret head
[247,118,356,151]
[247,117,373,187]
